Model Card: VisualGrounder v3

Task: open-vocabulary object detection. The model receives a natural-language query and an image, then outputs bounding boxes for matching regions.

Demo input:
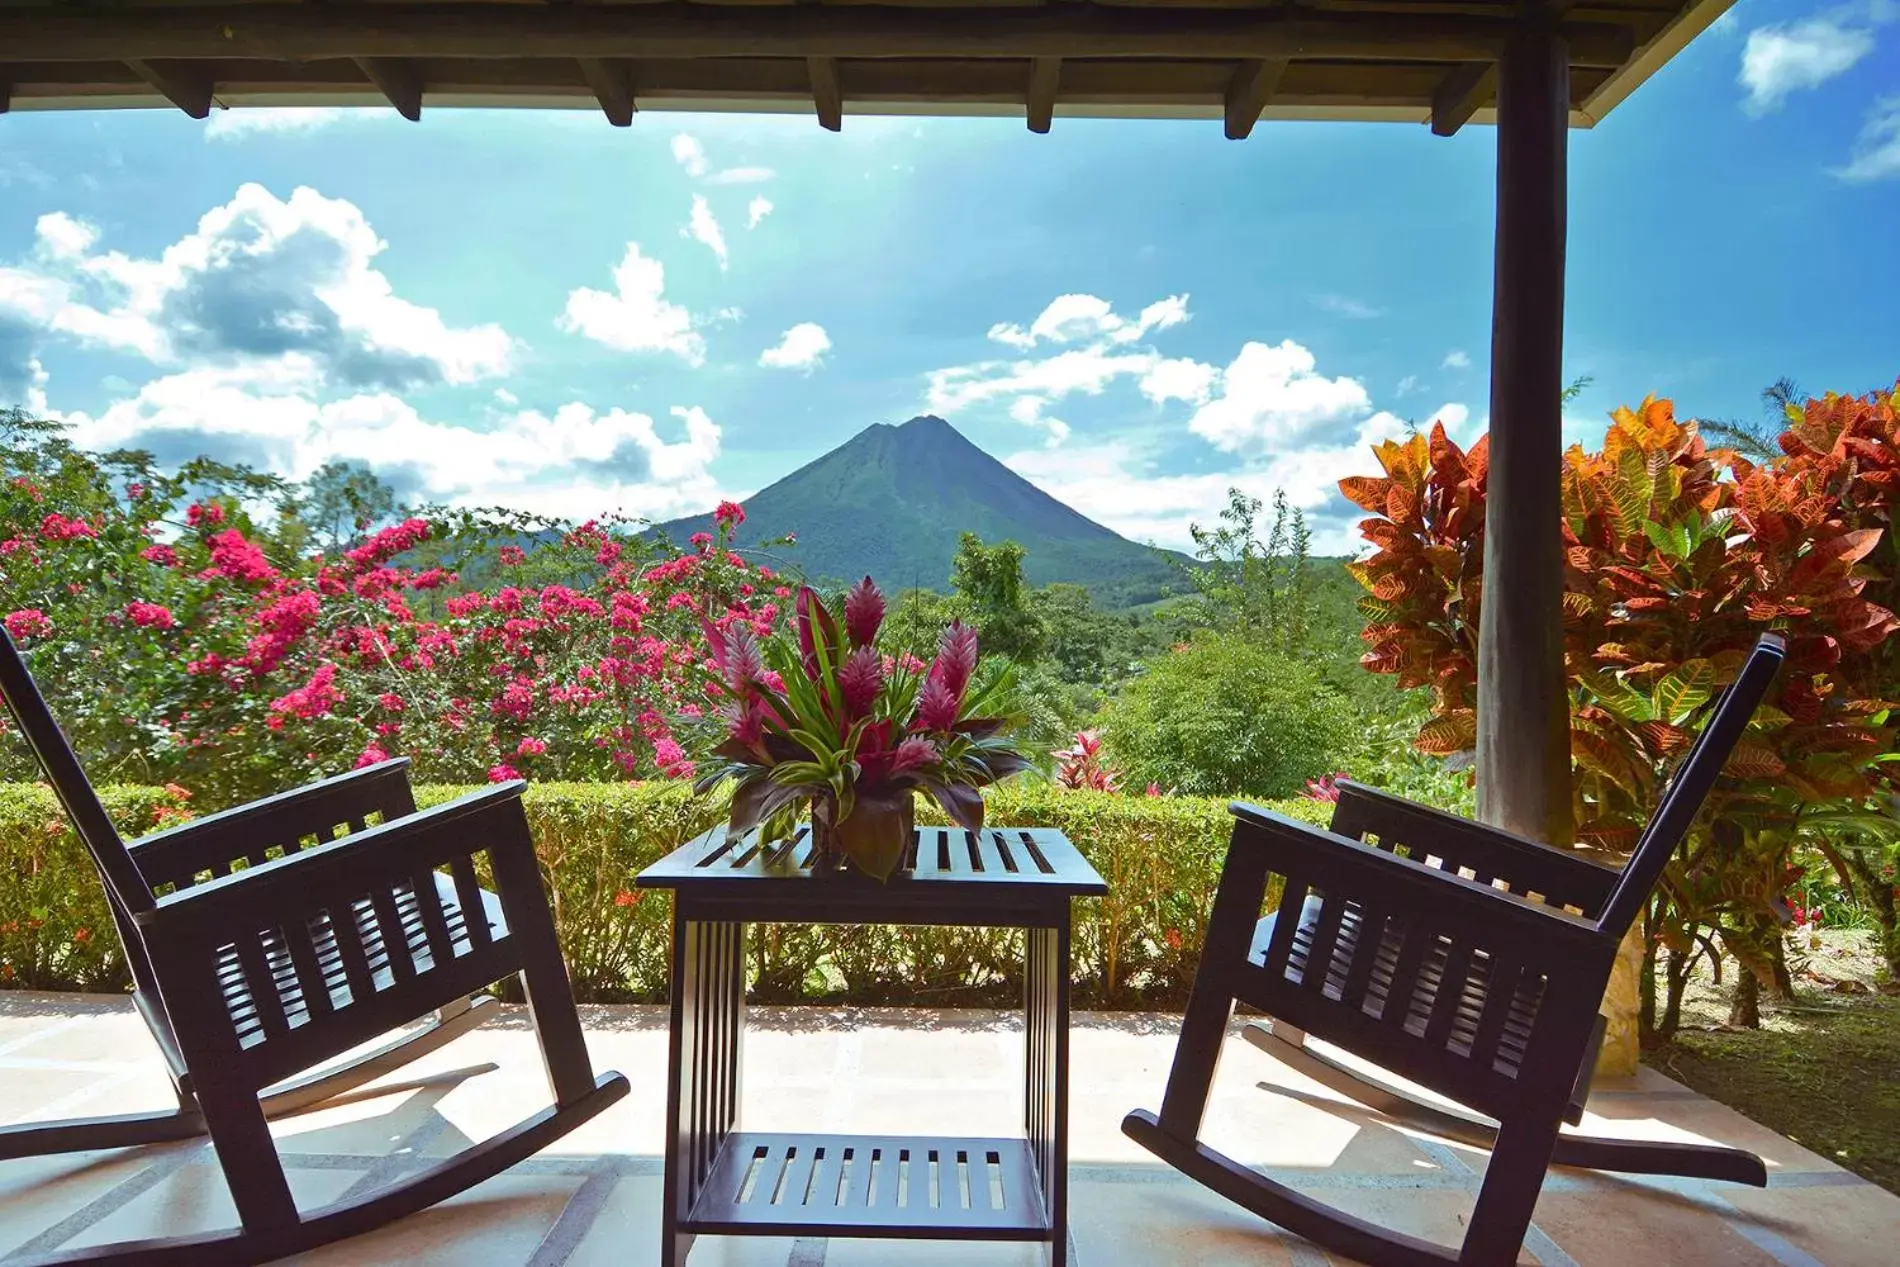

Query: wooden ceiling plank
[0,8,1639,71]
[1026,55,1059,132]
[577,56,636,125]
[124,59,212,117]
[1223,56,1287,138]
[809,55,842,129]
[1431,59,1495,135]
[354,56,423,120]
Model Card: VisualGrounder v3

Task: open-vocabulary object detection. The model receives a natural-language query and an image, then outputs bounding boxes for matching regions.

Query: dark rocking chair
[1123,634,1786,1265]
[0,629,630,1266]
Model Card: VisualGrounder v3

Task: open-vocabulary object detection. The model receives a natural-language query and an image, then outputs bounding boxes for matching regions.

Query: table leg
[1025,921,1070,1267]
[662,915,746,1267]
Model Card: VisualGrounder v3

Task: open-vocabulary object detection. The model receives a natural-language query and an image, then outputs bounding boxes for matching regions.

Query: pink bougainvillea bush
[0,412,783,808]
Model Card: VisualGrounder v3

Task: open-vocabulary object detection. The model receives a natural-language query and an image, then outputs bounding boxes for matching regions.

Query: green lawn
[1647,929,1900,1193]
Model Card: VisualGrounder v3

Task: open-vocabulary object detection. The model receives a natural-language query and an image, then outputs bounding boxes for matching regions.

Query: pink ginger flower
[915,675,960,732]
[890,736,940,775]
[125,601,175,629]
[838,646,884,717]
[844,576,885,648]
[714,500,746,528]
[930,621,978,698]
[3,610,53,640]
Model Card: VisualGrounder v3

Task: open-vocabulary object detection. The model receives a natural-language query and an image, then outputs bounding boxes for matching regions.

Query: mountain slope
[660,416,1189,604]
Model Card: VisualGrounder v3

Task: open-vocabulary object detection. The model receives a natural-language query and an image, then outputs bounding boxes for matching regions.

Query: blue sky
[1,0,1895,556]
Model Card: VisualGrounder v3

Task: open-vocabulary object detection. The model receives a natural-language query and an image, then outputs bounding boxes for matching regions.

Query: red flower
[378,692,407,712]
[269,664,343,720]
[3,610,53,640]
[714,500,746,528]
[206,530,279,583]
[613,889,641,908]
[140,543,180,567]
[516,736,548,757]
[355,745,390,769]
[38,513,97,541]
[488,763,522,782]
[125,601,175,629]
[844,576,886,648]
[690,532,714,551]
[185,502,225,527]
[498,545,526,566]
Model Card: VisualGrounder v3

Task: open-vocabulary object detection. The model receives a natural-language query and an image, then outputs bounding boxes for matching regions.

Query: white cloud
[685,195,729,270]
[985,292,1189,351]
[205,108,353,140]
[1006,395,1072,446]
[1740,18,1876,114]
[0,184,512,384]
[1313,294,1384,319]
[1442,349,1472,370]
[671,133,709,178]
[759,322,831,372]
[746,197,775,230]
[559,243,704,365]
[493,387,518,406]
[1186,341,1374,456]
[56,361,726,520]
[1396,374,1421,396]
[1139,357,1218,406]
[1836,95,1900,181]
[706,166,776,186]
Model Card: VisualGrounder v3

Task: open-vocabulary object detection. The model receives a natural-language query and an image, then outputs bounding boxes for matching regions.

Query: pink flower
[268,664,342,720]
[844,576,885,648]
[140,543,180,567]
[1146,783,1162,798]
[38,513,96,541]
[125,601,175,629]
[838,646,884,717]
[344,517,430,567]
[185,502,225,527]
[488,763,522,783]
[715,500,746,528]
[3,610,53,640]
[690,532,714,551]
[516,736,548,758]
[498,545,526,566]
[915,675,960,732]
[1302,773,1346,803]
[890,736,939,774]
[930,621,979,698]
[378,692,407,712]
[355,745,390,769]
[206,530,278,583]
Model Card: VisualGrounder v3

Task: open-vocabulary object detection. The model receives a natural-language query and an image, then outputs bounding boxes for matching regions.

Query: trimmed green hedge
[0,782,1332,1007]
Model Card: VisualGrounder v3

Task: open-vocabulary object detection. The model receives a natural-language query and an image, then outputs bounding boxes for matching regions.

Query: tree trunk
[1728,962,1760,1028]
[1846,850,1900,977]
[1659,945,1691,1042]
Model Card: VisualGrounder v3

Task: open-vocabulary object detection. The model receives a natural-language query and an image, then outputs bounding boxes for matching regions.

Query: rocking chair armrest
[127,758,419,890]
[135,781,534,940]
[1228,802,1609,957]
[1329,780,1620,916]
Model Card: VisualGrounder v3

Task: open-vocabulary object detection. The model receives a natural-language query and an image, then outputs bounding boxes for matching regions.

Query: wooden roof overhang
[0,0,1733,137]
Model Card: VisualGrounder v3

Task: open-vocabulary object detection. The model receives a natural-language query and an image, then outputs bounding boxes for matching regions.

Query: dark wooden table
[636,821,1107,1267]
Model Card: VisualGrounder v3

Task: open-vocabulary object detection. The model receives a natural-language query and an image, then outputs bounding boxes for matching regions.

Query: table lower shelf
[683,1132,1052,1240]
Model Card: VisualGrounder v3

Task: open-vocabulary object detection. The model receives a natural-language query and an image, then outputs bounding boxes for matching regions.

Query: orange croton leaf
[1339,475,1393,515]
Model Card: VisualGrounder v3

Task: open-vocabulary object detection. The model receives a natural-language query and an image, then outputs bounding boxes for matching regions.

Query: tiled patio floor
[0,993,1891,1265]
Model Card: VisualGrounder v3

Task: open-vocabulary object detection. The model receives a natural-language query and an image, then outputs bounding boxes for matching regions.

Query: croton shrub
[1342,379,1900,1035]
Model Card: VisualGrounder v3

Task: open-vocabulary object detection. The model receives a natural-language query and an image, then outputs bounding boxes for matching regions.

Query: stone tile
[1533,1180,1781,1267]
[1288,1185,1539,1265]
[0,1146,185,1257]
[563,1173,797,1267]
[282,1171,586,1266]
[822,1237,1051,1265]
[60,1156,363,1254]
[1568,1095,1845,1176]
[1722,1182,1900,1267]
[1070,1171,1307,1265]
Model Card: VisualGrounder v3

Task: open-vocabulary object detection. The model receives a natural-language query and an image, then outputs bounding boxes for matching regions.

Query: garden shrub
[1099,632,1356,799]
[0,781,1332,1007]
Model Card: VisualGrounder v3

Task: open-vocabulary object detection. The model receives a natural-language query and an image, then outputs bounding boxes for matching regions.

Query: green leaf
[1653,658,1716,723]
[1581,671,1654,722]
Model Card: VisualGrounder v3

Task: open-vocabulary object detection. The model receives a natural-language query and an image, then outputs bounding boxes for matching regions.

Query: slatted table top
[637,822,1106,918]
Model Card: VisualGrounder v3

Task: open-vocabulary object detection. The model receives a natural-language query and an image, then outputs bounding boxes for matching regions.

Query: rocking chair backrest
[0,630,156,915]
[1596,634,1786,936]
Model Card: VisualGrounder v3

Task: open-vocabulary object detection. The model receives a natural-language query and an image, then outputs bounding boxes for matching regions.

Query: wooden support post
[577,57,636,127]
[1027,56,1060,133]
[1223,58,1286,140]
[354,56,422,121]
[1476,24,1572,846]
[125,59,212,118]
[808,56,842,131]
[1431,61,1495,136]
[0,81,10,114]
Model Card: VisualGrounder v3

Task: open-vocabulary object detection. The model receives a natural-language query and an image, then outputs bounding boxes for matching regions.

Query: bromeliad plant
[695,578,1035,880]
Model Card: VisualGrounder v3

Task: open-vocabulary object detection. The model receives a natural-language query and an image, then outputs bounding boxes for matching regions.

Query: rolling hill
[659,415,1190,606]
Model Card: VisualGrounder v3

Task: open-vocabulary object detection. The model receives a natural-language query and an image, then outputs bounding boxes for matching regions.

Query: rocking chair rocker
[0,629,630,1266]
[1123,634,1786,1265]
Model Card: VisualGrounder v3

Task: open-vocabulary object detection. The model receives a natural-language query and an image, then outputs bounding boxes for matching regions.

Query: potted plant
[695,578,1033,880]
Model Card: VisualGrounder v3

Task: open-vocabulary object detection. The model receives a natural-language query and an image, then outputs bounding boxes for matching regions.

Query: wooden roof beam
[1431,61,1496,136]
[577,56,636,126]
[355,56,422,120]
[0,8,1639,70]
[1223,57,1287,140]
[809,55,841,130]
[1027,56,1059,133]
[125,59,212,118]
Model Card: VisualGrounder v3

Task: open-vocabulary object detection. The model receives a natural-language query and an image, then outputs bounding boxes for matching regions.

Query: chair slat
[1259,875,1308,980]
[450,853,492,949]
[233,932,290,1041]
[410,871,456,965]
[1423,941,1477,1048]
